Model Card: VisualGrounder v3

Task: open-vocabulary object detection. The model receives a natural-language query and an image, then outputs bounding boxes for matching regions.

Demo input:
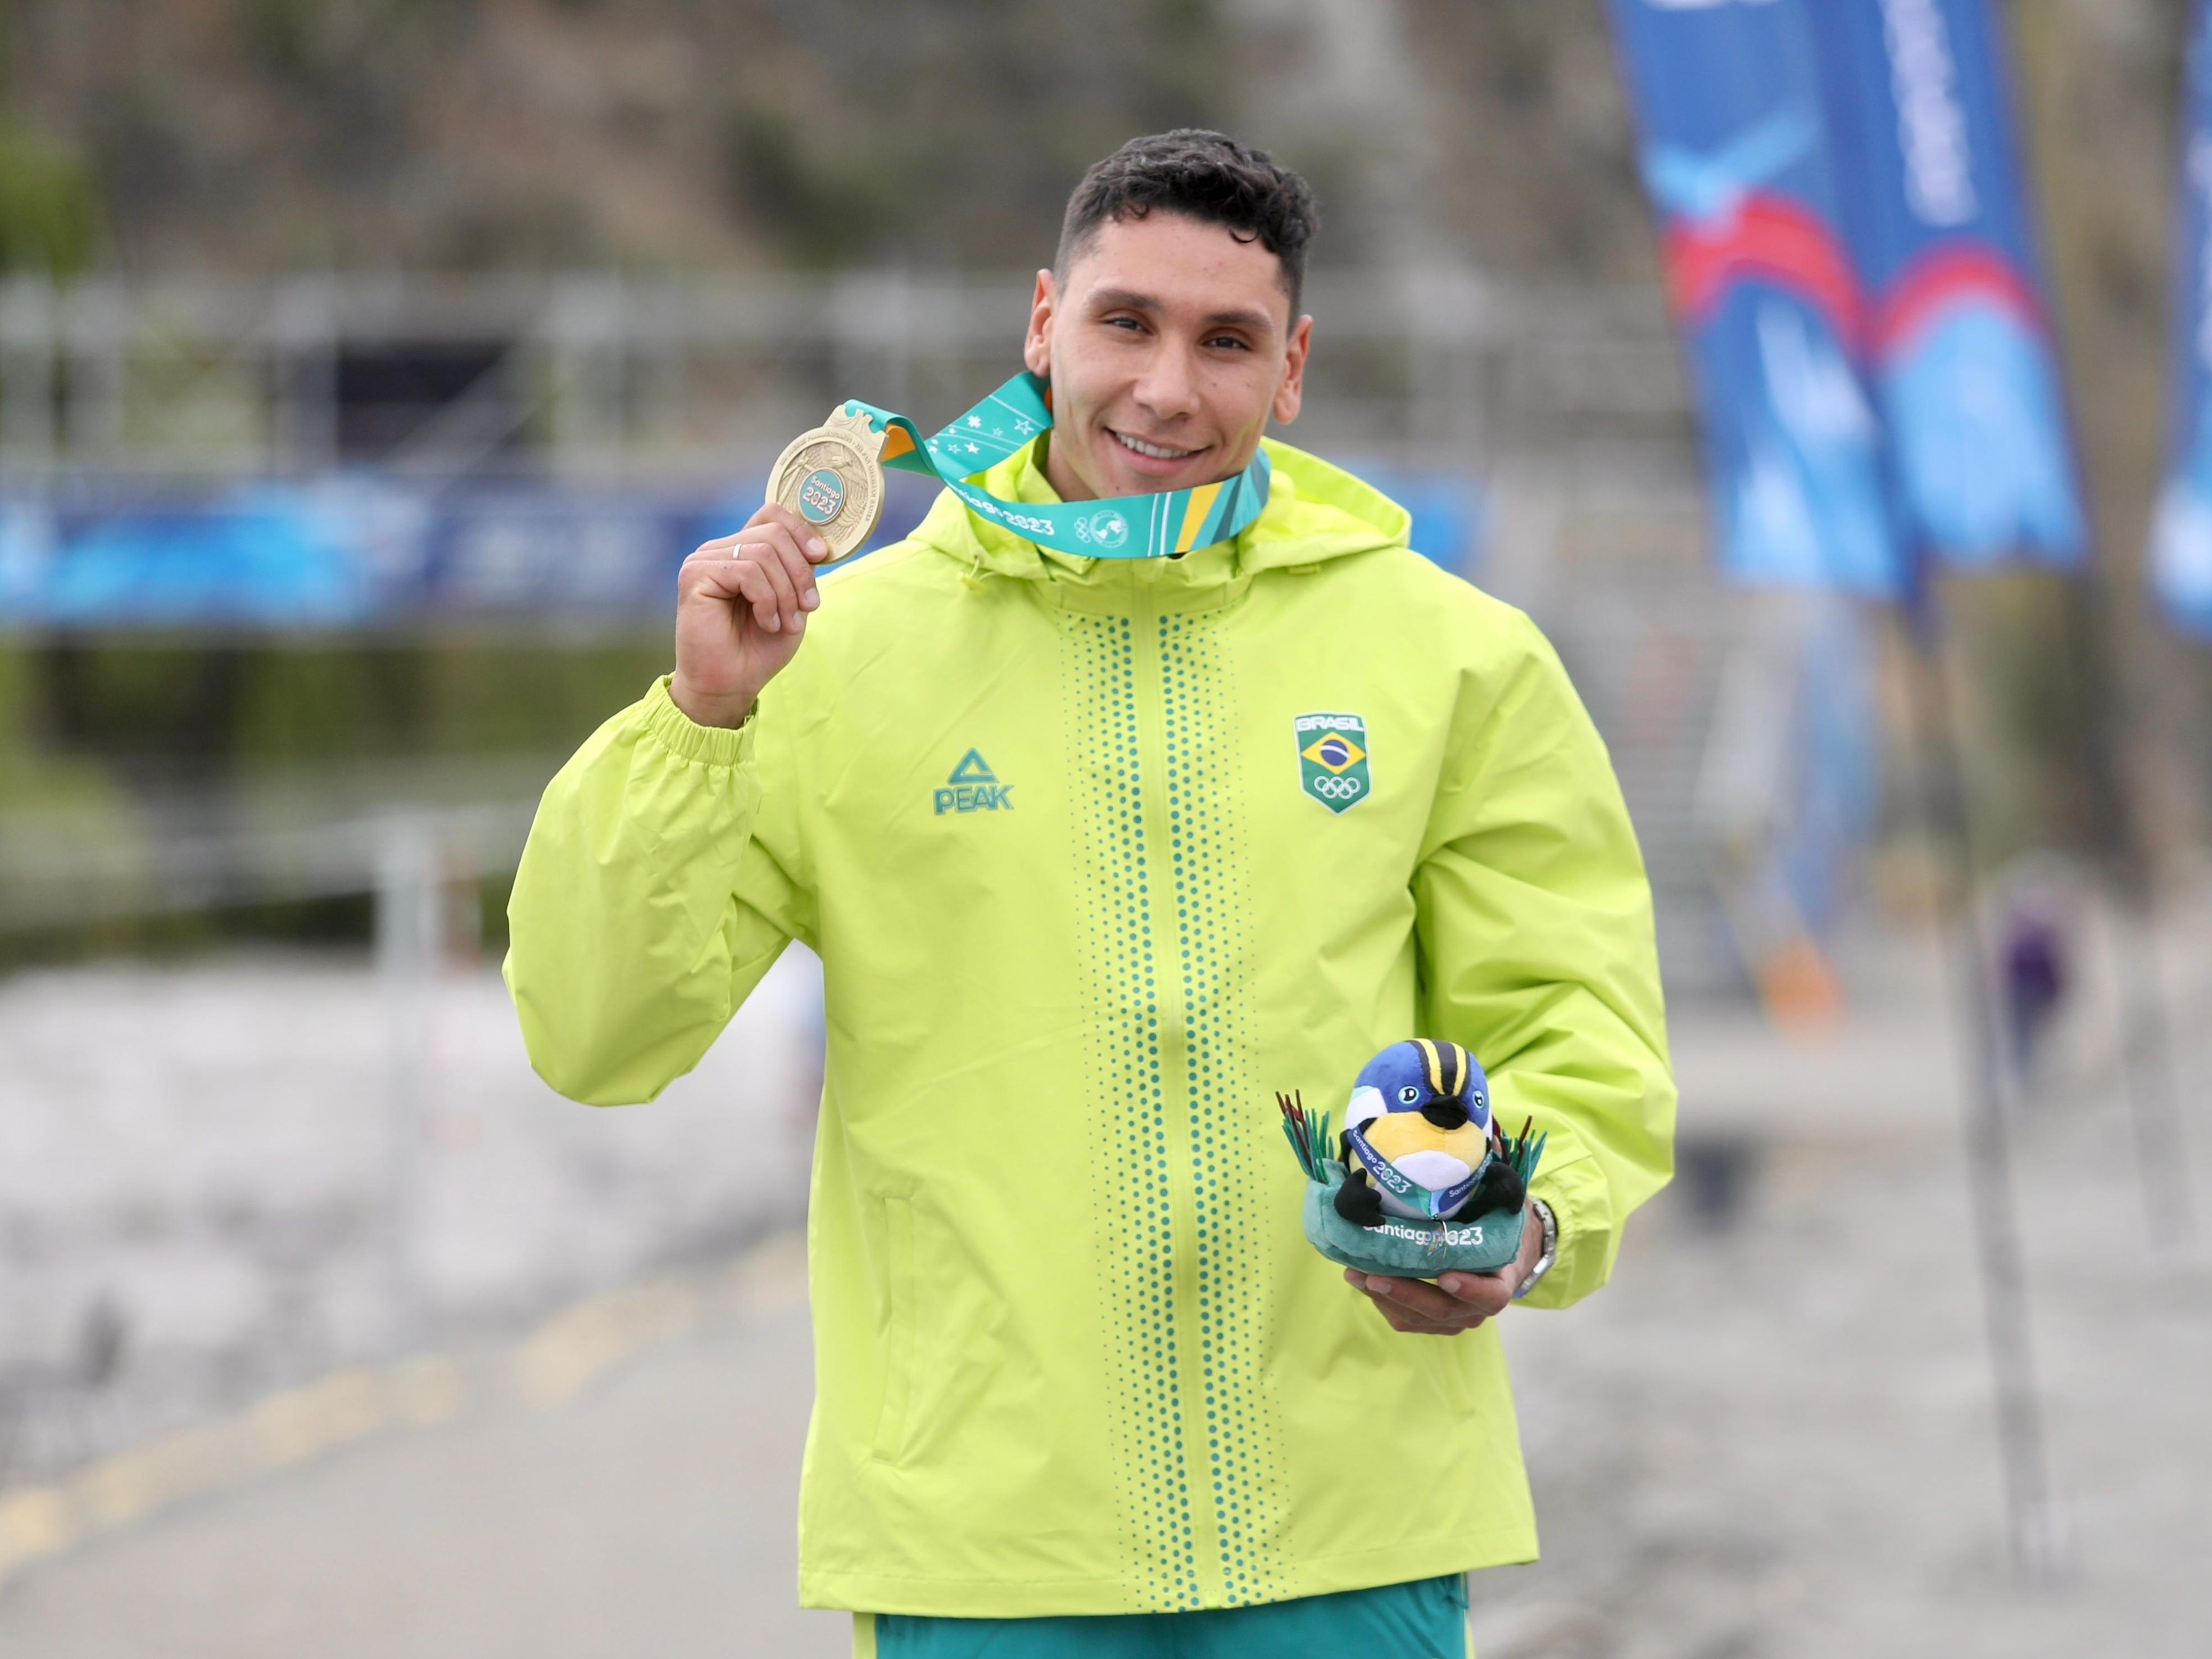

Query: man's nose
[1132,346,1201,420]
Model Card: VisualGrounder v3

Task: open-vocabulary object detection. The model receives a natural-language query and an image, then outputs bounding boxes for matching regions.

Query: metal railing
[0,269,1692,485]
[0,267,1744,984]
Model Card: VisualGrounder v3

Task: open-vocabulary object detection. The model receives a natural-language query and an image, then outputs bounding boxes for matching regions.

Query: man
[506,130,1674,1658]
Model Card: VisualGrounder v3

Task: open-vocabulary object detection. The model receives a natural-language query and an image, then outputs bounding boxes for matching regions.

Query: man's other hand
[669,502,835,728]
[1345,1201,1547,1335]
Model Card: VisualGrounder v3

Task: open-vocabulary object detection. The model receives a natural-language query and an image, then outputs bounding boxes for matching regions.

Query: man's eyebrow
[1086,287,1163,314]
[1086,287,1279,334]
[1199,305,1280,333]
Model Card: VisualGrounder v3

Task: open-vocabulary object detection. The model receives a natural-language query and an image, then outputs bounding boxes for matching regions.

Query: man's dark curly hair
[1056,130,1320,314]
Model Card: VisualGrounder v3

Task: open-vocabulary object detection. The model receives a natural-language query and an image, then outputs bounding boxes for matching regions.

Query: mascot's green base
[1303,1160,1525,1280]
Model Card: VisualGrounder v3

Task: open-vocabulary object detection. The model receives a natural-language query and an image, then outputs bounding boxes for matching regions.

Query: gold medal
[767,405,887,563]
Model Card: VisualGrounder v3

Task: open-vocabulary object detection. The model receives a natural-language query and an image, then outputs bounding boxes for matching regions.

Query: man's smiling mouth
[1109,429,1205,462]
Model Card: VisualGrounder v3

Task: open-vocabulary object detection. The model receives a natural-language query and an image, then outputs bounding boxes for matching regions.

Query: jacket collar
[906,434,1411,608]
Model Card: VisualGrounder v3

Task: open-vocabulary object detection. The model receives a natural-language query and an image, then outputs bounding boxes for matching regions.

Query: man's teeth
[1114,431,1200,461]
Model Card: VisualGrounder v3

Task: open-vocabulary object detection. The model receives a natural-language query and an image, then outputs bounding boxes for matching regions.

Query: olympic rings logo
[1311,774,1365,800]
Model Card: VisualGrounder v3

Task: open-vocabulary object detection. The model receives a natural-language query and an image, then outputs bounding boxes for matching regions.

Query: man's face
[1023,211,1311,503]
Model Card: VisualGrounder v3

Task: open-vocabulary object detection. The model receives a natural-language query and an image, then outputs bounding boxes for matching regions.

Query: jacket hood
[904,434,1412,585]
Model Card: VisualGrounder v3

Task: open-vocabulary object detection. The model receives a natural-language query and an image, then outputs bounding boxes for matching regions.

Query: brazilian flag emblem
[1295,712,1371,814]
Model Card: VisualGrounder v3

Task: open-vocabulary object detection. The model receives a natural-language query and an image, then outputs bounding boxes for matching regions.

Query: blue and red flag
[1606,0,1904,596]
[2151,0,2212,638]
[1812,0,2087,570]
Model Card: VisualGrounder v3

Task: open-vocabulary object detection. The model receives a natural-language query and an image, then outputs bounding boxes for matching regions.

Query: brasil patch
[1295,713,1371,814]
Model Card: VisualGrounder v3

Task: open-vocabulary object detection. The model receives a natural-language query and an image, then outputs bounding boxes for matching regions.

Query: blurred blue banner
[2151,0,2212,639]
[0,474,921,631]
[1606,0,1905,597]
[0,465,1485,631]
[1814,0,2087,571]
[1335,464,1485,579]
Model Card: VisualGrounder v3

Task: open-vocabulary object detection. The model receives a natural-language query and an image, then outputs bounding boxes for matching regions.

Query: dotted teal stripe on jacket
[1065,613,1195,1611]
[1158,611,1288,1606]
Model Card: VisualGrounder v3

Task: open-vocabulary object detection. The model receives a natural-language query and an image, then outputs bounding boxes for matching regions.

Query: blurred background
[1,1,2209,1655]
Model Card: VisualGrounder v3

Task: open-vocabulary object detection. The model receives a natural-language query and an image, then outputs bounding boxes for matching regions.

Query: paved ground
[0,1239,850,1659]
[0,950,823,1485]
[1,925,2208,1656]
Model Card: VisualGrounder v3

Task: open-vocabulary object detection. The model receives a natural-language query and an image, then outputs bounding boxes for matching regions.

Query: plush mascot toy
[1280,1039,1545,1281]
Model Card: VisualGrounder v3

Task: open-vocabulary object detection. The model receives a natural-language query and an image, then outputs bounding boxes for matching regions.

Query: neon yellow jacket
[505,438,1675,1618]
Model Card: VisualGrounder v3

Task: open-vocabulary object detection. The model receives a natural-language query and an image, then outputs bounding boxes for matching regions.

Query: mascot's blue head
[1348,1038,1492,1139]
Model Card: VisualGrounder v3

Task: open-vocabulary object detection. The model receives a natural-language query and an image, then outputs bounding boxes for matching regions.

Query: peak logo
[934,749,1014,815]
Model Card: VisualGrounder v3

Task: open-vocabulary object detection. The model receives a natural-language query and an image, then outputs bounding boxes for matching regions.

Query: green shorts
[853,1575,1471,1659]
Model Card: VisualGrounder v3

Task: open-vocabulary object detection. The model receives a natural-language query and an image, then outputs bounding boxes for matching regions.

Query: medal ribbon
[1344,1121,1481,1221]
[843,371,1272,560]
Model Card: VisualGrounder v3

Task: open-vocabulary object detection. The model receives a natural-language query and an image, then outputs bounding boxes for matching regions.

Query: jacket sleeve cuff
[641,675,756,768]
[1519,1141,1616,1311]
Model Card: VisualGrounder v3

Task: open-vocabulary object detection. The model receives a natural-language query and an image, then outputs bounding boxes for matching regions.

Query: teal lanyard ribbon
[844,371,1272,560]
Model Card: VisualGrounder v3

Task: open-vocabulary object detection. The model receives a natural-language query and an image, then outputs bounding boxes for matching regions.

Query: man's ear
[1272,313,1313,426]
[1023,269,1057,380]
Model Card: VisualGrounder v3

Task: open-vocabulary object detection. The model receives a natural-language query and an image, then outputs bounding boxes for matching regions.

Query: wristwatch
[1511,1198,1558,1300]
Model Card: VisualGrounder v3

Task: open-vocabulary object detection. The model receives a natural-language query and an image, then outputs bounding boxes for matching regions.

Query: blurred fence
[0,269,1681,628]
[0,269,1684,483]
[0,268,1789,986]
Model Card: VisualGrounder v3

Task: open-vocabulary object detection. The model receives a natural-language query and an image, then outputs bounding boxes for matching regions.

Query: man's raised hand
[669,502,835,728]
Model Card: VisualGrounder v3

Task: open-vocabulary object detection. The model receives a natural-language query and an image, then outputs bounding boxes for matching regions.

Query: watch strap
[1511,1197,1558,1300]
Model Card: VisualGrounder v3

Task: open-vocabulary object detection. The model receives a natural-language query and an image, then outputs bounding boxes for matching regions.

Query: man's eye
[1205,334,1250,351]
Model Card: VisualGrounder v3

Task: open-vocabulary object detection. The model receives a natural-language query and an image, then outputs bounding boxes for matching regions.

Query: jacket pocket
[869,1195,916,1463]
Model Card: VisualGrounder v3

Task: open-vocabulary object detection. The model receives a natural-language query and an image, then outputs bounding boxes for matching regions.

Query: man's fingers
[688,510,831,614]
[1368,1294,1481,1336]
[747,502,835,564]
[682,539,763,594]
[751,523,823,612]
[727,523,824,629]
[731,557,788,632]
[1342,1271,1490,1334]
[1336,1274,1495,1336]
[678,543,819,640]
[685,537,812,618]
[740,536,802,631]
[1358,1273,1491,1323]
[1434,1271,1514,1317]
